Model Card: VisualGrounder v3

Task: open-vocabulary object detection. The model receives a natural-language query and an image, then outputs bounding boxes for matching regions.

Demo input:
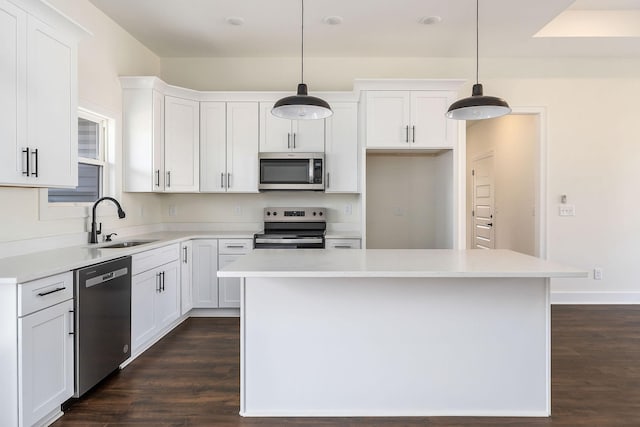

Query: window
[48,111,107,203]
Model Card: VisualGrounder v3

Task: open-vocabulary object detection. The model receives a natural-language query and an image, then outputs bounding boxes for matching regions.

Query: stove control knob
[319,211,323,216]
[312,211,317,216]
[266,211,271,216]
[273,212,277,216]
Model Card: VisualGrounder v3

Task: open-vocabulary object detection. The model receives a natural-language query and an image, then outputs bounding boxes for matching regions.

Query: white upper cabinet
[325,103,359,193]
[164,96,199,192]
[0,0,82,187]
[259,102,325,152]
[365,90,454,149]
[200,101,259,193]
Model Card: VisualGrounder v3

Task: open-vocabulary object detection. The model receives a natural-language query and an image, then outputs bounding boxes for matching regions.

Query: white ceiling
[88,0,640,58]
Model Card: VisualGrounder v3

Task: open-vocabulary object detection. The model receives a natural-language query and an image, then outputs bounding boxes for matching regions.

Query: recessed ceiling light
[225,16,245,26]
[419,16,442,25]
[322,15,343,25]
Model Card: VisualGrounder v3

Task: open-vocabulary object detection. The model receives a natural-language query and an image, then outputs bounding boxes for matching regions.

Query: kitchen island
[218,249,586,417]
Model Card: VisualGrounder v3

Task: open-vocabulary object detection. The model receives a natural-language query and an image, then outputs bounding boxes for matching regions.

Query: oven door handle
[255,237,324,244]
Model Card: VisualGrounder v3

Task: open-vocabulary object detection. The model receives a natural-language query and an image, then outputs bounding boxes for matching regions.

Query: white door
[227,102,259,192]
[218,254,242,308]
[199,101,226,192]
[472,154,495,249]
[27,15,77,187]
[18,299,74,427]
[131,268,158,354]
[410,92,452,148]
[259,101,293,152]
[0,0,27,185]
[325,103,358,193]
[164,95,199,192]
[180,241,193,315]
[192,239,219,308]
[365,91,410,147]
[293,119,325,152]
[156,260,181,329]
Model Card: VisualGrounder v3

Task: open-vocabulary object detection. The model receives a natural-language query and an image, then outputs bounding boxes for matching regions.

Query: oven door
[259,153,324,191]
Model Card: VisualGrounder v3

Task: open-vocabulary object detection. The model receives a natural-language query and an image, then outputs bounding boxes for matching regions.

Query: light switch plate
[559,205,575,216]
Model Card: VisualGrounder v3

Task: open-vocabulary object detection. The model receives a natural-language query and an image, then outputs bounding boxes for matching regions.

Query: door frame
[471,151,495,249]
[461,106,547,258]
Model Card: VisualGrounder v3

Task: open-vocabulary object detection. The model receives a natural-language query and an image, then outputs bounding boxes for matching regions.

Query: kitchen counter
[0,230,257,284]
[220,249,585,417]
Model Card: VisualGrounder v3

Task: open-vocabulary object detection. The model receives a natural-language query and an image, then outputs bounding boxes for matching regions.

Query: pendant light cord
[301,0,305,84]
[475,0,479,85]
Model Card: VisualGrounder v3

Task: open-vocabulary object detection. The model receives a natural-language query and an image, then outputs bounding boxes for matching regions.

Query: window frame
[39,105,118,221]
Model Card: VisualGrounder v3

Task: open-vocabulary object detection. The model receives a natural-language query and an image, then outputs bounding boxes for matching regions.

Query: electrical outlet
[169,205,177,217]
[559,205,575,216]
[594,268,603,280]
[139,206,144,217]
[344,204,352,216]
[234,206,243,216]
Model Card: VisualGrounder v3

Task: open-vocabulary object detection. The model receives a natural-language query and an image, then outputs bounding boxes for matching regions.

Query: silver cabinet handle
[293,132,296,149]
[161,271,165,292]
[68,310,75,335]
[405,126,409,143]
[225,245,245,249]
[166,171,171,188]
[156,272,161,292]
[287,132,291,149]
[37,287,66,297]
[412,125,416,143]
[183,246,188,263]
[22,148,30,176]
[227,172,231,189]
[221,172,225,189]
[333,245,353,249]
[31,148,39,177]
[327,172,330,189]
[155,170,160,187]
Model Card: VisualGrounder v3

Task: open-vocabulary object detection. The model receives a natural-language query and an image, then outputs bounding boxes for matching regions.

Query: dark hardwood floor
[53,306,640,427]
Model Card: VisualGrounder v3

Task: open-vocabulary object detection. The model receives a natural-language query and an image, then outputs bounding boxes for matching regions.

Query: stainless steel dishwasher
[74,256,131,397]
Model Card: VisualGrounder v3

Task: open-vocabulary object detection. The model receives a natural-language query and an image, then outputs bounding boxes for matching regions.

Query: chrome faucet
[89,197,126,244]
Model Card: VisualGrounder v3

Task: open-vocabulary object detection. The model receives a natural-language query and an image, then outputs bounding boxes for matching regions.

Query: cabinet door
[325,103,358,193]
[26,15,77,187]
[131,267,158,354]
[200,102,226,192]
[18,299,74,427]
[410,92,453,148]
[164,95,199,192]
[218,254,242,308]
[259,102,293,152]
[152,90,165,190]
[365,91,411,147]
[192,239,219,308]
[180,241,193,315]
[293,119,325,152]
[325,238,361,249]
[0,0,27,185]
[156,260,181,330]
[227,102,259,192]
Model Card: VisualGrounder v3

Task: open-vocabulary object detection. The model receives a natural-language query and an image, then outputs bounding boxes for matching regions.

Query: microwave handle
[309,159,314,184]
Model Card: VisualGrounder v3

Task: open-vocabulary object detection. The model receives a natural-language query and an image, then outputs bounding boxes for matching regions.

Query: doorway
[465,113,542,257]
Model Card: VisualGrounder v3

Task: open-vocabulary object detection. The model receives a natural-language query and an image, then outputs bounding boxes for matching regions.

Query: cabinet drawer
[218,239,253,254]
[18,271,73,317]
[132,243,180,275]
[326,239,361,249]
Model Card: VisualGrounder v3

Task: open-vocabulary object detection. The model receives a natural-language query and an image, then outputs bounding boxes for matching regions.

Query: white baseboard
[189,308,240,317]
[551,291,640,304]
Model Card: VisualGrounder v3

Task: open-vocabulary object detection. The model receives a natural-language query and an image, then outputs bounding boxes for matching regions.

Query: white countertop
[218,249,588,279]
[0,230,257,284]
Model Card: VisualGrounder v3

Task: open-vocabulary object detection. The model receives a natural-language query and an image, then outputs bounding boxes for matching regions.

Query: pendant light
[272,0,332,120]
[446,0,511,120]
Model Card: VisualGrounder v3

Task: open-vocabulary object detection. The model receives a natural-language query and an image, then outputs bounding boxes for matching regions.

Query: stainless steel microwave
[258,152,324,191]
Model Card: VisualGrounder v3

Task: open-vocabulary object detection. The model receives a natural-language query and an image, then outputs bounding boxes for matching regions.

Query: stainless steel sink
[100,240,157,249]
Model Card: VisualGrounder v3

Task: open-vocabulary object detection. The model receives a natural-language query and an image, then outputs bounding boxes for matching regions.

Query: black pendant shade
[446,0,510,121]
[272,0,332,120]
[446,83,511,120]
[272,83,333,120]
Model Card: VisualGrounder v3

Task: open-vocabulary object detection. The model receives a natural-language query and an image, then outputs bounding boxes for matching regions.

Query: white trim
[551,291,640,304]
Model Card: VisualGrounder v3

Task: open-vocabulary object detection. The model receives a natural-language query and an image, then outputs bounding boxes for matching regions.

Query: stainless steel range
[254,207,326,249]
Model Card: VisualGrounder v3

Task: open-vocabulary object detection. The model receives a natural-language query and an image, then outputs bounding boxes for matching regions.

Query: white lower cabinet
[192,239,219,308]
[131,244,181,356]
[218,238,253,308]
[326,238,361,249]
[180,240,193,315]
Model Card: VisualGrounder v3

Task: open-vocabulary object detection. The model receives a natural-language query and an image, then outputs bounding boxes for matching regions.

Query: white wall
[0,0,162,243]
[466,115,537,256]
[159,56,640,295]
